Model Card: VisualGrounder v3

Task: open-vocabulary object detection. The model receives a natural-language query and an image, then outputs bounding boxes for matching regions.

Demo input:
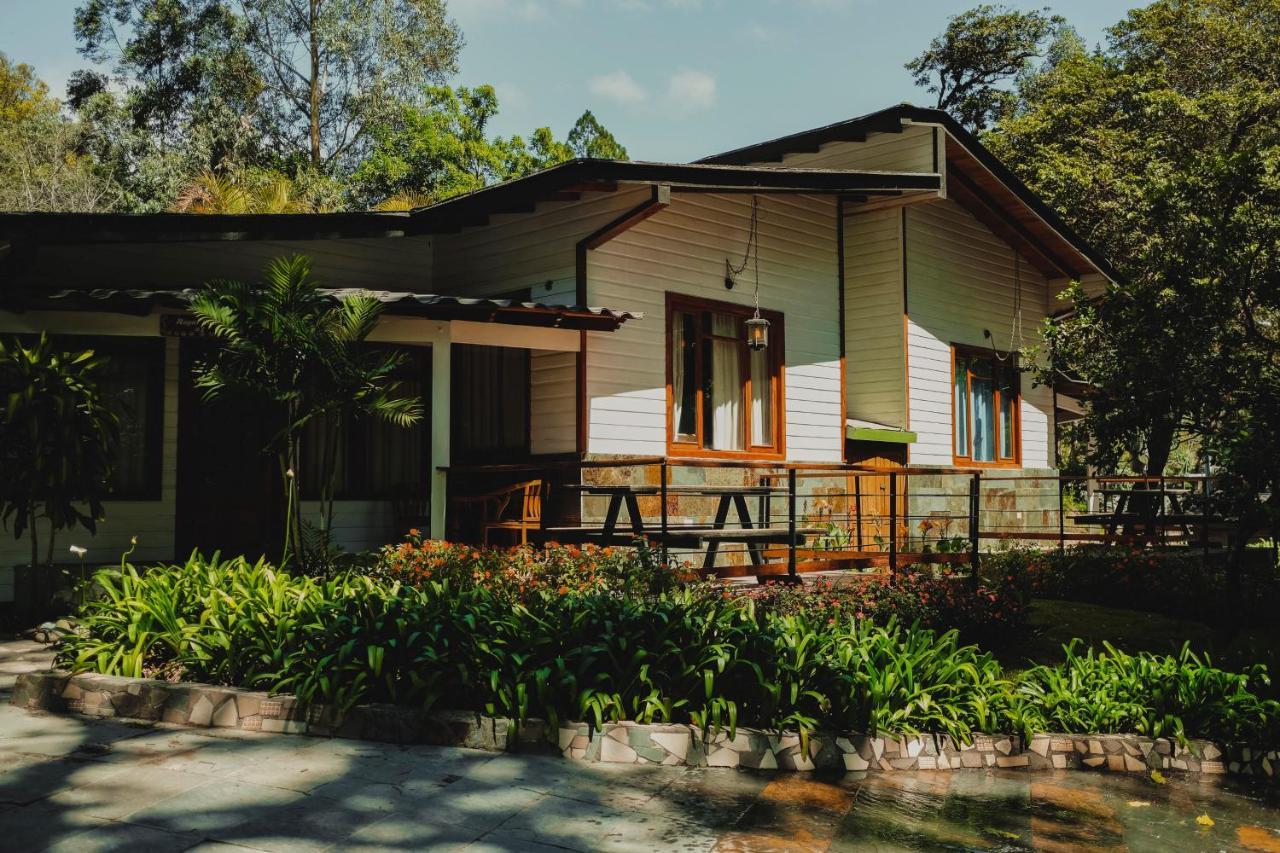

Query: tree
[74,0,462,172]
[171,167,340,212]
[0,55,118,212]
[988,0,1280,483]
[0,335,119,568]
[905,4,1063,131]
[186,255,422,564]
[351,87,629,208]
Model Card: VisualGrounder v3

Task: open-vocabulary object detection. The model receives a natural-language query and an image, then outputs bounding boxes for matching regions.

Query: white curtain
[971,375,995,461]
[709,313,743,450]
[750,347,772,446]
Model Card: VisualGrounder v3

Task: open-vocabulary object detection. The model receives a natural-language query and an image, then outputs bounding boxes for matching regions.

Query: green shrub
[58,552,1280,747]
[1018,641,1280,745]
[986,546,1280,624]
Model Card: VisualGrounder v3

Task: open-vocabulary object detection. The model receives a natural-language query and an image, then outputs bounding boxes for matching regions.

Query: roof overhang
[8,288,640,333]
[699,104,1120,284]
[0,160,941,245]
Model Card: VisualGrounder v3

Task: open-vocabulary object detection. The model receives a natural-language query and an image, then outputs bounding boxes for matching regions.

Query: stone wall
[13,670,1276,781]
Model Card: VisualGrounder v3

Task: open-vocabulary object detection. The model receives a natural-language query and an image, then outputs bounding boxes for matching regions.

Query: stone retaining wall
[12,670,1277,781]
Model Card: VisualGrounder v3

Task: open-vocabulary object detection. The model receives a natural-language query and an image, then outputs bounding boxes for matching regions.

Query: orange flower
[408,528,420,537]
[558,585,570,595]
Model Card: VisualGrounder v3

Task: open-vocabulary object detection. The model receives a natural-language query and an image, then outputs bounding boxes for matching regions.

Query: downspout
[573,184,671,455]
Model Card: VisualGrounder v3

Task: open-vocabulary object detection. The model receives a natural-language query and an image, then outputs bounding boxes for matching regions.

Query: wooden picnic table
[552,483,813,572]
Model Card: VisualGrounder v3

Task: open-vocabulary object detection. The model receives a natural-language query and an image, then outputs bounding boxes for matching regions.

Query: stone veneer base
[12,670,1277,780]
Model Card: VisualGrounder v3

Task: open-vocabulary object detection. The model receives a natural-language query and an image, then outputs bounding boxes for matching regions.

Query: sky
[2,0,1127,163]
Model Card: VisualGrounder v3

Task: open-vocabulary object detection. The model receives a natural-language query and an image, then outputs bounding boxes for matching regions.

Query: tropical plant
[186,255,422,564]
[0,334,119,567]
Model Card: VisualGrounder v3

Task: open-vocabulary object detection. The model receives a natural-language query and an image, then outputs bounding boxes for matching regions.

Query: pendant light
[726,195,769,351]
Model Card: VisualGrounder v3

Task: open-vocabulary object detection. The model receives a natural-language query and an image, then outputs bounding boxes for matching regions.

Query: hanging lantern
[746,314,770,350]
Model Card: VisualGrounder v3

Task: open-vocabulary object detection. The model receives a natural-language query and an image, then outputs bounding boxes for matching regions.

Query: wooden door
[847,441,907,552]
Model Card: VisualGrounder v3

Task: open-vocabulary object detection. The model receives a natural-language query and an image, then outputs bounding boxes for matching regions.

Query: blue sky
[5,0,1126,162]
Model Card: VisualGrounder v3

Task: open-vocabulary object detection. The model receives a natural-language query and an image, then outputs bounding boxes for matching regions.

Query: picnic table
[547,483,822,573]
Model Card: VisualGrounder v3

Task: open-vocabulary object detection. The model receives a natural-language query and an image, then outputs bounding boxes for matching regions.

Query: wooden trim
[576,331,588,455]
[836,198,847,463]
[665,292,786,461]
[950,342,1022,468]
[901,207,911,463]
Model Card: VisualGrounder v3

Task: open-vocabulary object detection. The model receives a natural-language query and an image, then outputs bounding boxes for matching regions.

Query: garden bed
[12,669,1273,780]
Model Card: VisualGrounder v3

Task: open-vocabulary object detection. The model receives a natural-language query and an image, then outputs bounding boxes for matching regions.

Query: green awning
[846,425,918,444]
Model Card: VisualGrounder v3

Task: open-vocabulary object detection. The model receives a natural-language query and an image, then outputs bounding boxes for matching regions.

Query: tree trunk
[1125,418,1176,535]
[308,0,322,167]
[29,505,38,569]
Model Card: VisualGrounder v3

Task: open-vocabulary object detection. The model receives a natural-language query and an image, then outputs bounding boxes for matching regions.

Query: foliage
[983,1,1280,537]
[987,546,1280,624]
[1019,640,1280,744]
[73,0,462,171]
[0,54,118,212]
[0,334,119,567]
[170,168,339,213]
[186,255,422,563]
[905,4,1063,131]
[379,535,693,601]
[351,86,629,208]
[60,550,1280,746]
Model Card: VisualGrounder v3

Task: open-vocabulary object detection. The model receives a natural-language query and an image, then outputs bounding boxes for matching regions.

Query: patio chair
[455,480,544,546]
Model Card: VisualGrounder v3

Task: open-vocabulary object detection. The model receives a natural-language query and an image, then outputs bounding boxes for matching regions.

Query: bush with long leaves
[59,553,1280,747]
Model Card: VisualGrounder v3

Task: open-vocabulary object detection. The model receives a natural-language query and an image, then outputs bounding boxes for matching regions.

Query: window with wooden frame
[666,294,784,457]
[952,344,1020,466]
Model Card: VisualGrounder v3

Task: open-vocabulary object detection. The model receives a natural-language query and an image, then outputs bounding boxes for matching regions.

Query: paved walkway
[3,640,1280,852]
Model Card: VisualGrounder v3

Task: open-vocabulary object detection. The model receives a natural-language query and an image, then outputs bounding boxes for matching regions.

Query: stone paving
[4,641,1280,852]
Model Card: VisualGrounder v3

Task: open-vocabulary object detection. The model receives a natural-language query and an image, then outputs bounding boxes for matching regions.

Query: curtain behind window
[707,313,743,451]
[451,345,530,460]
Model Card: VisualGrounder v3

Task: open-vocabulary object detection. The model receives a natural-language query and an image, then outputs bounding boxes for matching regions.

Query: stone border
[12,670,1277,780]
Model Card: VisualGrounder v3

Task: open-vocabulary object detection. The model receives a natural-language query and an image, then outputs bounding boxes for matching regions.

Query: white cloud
[665,69,716,114]
[589,70,648,105]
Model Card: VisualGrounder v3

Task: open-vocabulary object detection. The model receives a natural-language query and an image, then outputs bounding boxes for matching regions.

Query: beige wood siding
[843,208,906,429]
[903,198,1054,468]
[586,193,843,462]
[748,125,938,174]
[18,237,434,292]
[431,188,653,299]
[530,350,577,455]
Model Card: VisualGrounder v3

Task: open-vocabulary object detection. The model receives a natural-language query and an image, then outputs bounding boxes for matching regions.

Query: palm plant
[0,334,118,568]
[186,255,422,565]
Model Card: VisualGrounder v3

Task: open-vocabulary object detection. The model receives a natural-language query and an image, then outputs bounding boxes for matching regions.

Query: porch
[444,458,1234,581]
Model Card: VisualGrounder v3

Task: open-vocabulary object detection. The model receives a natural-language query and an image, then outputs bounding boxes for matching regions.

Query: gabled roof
[0,160,941,244]
[700,104,1120,284]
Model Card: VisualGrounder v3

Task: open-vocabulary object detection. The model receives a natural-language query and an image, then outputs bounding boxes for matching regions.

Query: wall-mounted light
[746,314,770,350]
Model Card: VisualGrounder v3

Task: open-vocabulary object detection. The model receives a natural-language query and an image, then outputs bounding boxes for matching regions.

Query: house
[0,105,1114,597]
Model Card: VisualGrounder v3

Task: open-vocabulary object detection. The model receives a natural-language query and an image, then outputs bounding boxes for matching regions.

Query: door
[175,339,283,560]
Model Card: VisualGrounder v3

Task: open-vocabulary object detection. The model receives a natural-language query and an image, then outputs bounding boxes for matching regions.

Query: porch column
[429,324,452,540]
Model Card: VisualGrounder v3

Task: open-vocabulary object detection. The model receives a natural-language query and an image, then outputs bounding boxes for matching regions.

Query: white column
[428,323,452,540]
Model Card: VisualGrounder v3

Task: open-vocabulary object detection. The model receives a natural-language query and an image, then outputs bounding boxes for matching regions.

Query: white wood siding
[530,350,577,455]
[904,199,1054,468]
[299,501,401,553]
[0,335,179,600]
[586,193,843,462]
[843,208,906,429]
[431,188,653,300]
[750,125,938,173]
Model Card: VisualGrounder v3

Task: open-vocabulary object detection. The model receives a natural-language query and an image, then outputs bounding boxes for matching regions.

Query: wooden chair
[454,480,544,546]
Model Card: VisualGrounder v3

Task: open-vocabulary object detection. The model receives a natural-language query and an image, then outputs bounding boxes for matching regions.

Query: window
[32,336,165,500]
[301,347,431,500]
[953,345,1020,465]
[667,295,783,456]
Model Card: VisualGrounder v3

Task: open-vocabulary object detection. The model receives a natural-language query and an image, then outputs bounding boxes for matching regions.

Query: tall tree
[905,4,1063,131]
[73,0,462,172]
[0,55,118,212]
[352,87,629,208]
[985,0,1280,489]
